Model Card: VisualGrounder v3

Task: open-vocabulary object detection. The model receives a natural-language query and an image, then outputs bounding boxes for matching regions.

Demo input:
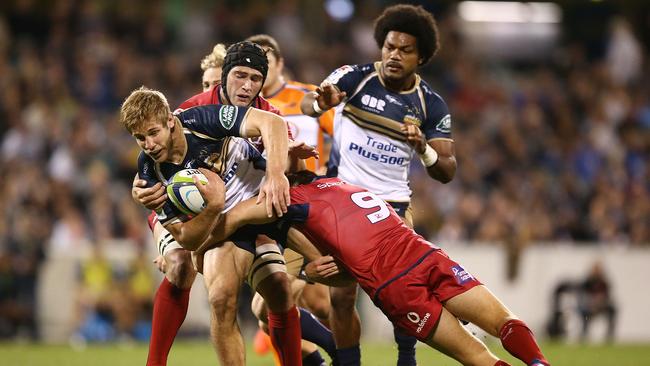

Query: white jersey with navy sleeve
[324,62,452,202]
[138,105,266,226]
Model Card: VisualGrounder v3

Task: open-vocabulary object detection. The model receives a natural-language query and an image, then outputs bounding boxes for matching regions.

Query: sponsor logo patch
[219,105,238,130]
[436,114,452,133]
[324,65,354,85]
[451,264,474,284]
[407,312,420,323]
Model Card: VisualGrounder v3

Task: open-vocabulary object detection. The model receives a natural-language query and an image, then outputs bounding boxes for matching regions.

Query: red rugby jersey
[288,178,439,298]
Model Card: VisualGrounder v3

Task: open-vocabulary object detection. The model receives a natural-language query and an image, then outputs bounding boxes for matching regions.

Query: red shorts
[373,249,482,341]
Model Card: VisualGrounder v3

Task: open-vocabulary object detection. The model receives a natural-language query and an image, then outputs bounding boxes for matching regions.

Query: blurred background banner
[0,0,648,348]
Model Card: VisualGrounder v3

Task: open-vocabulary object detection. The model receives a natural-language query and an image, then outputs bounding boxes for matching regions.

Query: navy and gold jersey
[138,105,266,226]
[324,62,453,202]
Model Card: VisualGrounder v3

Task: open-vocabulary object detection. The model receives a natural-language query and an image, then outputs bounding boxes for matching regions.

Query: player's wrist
[419,144,439,168]
[312,99,325,115]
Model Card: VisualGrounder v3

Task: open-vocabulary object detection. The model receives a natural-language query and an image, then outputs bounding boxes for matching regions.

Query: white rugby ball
[166,169,209,215]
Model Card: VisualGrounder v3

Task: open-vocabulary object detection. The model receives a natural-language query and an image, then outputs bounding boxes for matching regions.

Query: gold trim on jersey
[428,137,454,143]
[184,128,219,141]
[203,137,231,176]
[343,104,406,141]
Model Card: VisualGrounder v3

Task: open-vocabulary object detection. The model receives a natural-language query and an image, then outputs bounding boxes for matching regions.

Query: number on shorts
[350,191,390,224]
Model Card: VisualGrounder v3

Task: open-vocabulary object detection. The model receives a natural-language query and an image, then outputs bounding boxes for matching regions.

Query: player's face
[202,67,222,92]
[226,66,264,107]
[131,114,175,162]
[380,31,421,84]
[264,51,282,90]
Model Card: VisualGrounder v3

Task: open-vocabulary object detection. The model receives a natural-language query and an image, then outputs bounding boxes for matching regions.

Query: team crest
[403,114,421,126]
[219,105,238,130]
[436,115,451,133]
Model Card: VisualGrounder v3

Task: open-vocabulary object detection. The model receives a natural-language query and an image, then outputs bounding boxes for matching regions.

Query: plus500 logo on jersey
[349,136,405,165]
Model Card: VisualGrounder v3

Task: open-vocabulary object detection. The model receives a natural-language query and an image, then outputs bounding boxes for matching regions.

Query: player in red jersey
[131,42,302,366]
[190,171,551,366]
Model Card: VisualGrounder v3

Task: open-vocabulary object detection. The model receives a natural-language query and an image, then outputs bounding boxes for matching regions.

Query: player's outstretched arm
[166,168,225,251]
[240,108,290,217]
[300,83,346,117]
[195,196,276,253]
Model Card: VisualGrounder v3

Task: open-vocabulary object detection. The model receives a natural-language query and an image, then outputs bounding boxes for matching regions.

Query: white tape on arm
[419,144,439,168]
[312,99,324,115]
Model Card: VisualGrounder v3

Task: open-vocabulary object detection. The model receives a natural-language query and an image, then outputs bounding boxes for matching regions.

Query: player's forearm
[261,115,289,176]
[425,154,456,183]
[300,92,320,117]
[167,205,222,251]
[200,197,276,250]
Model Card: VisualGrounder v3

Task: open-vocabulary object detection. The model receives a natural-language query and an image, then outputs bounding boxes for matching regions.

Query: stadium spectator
[578,261,617,342]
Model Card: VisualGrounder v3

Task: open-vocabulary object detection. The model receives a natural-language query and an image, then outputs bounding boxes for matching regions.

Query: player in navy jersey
[195,171,551,366]
[301,5,456,364]
[120,85,305,366]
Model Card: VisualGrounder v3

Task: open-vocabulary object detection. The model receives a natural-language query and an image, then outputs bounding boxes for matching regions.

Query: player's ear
[166,113,175,129]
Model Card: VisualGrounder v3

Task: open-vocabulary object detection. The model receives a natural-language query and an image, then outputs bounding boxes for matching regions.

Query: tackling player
[301,5,456,365]
[247,34,338,366]
[198,171,552,366]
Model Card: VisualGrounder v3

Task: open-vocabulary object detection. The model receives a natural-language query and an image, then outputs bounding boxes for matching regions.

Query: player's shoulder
[137,151,155,175]
[175,87,218,112]
[256,95,282,115]
[417,77,446,103]
[324,63,373,84]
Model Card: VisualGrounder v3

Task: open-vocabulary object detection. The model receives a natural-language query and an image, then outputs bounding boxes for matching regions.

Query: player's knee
[251,292,268,322]
[258,272,293,312]
[305,298,331,320]
[207,283,239,321]
[330,286,357,312]
[494,316,521,338]
[165,249,196,288]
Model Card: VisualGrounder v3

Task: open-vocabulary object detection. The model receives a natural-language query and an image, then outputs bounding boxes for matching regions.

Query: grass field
[2,340,650,366]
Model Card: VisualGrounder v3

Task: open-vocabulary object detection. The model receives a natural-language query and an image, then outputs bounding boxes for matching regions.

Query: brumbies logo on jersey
[219,105,238,129]
[403,114,421,126]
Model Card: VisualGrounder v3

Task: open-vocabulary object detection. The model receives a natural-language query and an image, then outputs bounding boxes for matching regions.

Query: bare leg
[202,242,251,366]
[329,284,360,348]
[444,285,549,365]
[424,307,499,366]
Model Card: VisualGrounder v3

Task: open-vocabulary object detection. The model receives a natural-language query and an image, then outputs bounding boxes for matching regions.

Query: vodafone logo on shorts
[406,311,431,333]
[407,312,420,323]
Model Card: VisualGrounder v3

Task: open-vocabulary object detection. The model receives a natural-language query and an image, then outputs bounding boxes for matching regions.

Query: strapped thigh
[248,243,287,291]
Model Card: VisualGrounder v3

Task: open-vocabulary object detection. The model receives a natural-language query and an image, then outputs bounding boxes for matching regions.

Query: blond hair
[200,43,227,71]
[120,87,170,133]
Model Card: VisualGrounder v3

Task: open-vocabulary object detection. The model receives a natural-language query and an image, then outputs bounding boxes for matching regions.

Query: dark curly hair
[373,4,440,65]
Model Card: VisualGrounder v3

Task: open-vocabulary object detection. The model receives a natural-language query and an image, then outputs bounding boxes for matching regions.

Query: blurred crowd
[0,0,648,340]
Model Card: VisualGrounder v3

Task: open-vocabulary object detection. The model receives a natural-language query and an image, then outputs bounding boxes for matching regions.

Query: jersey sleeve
[421,88,452,140]
[322,64,365,97]
[136,153,188,226]
[175,105,250,139]
[318,108,335,136]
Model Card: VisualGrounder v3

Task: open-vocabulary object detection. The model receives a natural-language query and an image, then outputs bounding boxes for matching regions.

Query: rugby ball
[166,169,209,215]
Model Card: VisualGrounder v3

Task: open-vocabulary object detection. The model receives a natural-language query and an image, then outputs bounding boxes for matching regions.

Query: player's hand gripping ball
[166,169,209,215]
